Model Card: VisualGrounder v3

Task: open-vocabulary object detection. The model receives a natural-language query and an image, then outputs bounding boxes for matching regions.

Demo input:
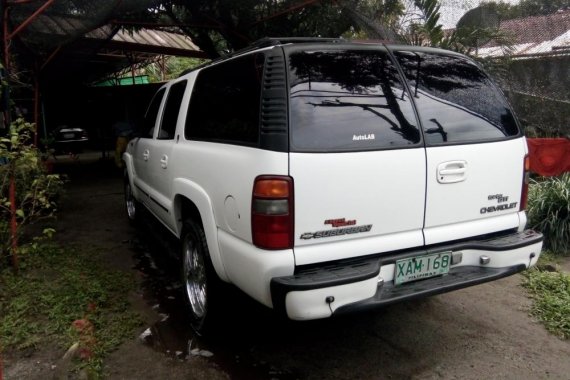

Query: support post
[33,67,39,146]
[1,0,19,273]
[3,3,10,70]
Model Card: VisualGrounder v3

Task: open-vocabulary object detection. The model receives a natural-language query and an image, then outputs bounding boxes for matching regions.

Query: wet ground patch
[129,214,300,379]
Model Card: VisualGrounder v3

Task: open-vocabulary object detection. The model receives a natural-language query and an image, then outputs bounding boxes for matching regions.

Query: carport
[1,0,379,142]
[0,0,210,262]
[0,0,208,145]
[1,0,355,265]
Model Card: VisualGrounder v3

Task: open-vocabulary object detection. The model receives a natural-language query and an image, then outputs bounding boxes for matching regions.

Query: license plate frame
[394,252,452,285]
[63,133,75,139]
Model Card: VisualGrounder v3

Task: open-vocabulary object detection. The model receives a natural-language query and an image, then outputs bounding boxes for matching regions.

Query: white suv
[123,38,543,333]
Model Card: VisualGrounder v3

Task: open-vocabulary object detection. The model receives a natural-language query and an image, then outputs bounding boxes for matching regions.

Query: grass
[523,252,570,340]
[0,240,142,376]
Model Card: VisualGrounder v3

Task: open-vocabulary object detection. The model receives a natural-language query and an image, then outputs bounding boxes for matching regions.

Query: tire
[124,173,139,224]
[181,219,221,335]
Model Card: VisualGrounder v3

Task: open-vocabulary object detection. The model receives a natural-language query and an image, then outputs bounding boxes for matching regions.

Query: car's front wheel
[181,219,220,335]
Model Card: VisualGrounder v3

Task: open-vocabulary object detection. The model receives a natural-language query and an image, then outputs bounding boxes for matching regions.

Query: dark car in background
[52,125,89,154]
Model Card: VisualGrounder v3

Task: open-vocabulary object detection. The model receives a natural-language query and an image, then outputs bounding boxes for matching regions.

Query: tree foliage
[143,57,208,82]
[121,0,525,69]
[128,0,408,57]
[405,0,444,46]
[120,0,525,57]
[402,0,513,55]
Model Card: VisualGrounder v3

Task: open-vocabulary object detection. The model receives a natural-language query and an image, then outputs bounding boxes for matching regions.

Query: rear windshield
[394,51,519,145]
[288,49,421,152]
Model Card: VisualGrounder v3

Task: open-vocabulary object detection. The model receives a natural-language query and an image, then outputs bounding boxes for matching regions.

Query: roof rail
[250,37,346,46]
[218,37,346,60]
[179,36,345,77]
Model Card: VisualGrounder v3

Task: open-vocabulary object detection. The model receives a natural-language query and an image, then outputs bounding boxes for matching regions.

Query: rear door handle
[160,155,168,169]
[437,161,468,184]
[143,150,150,161]
[439,168,466,175]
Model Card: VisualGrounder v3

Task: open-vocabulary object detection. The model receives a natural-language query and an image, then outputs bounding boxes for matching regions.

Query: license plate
[395,252,451,285]
[63,133,75,139]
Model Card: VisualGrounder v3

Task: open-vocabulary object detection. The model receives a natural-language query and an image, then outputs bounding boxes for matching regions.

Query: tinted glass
[288,50,420,152]
[159,81,187,139]
[185,53,264,145]
[143,88,165,138]
[395,51,519,145]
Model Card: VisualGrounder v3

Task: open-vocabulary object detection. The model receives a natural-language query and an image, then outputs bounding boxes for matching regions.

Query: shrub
[0,118,64,266]
[527,173,570,254]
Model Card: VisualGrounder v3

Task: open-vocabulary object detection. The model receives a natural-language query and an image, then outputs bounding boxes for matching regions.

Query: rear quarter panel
[169,142,289,281]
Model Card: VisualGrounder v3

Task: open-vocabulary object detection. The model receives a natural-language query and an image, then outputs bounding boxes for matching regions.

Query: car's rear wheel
[124,174,139,223]
[181,219,220,335]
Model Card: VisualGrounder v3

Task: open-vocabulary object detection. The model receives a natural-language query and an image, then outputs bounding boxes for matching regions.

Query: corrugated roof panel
[478,10,570,57]
[139,29,163,46]
[107,28,201,52]
[551,29,570,48]
[158,32,181,49]
[169,32,200,50]
[7,1,202,84]
[115,30,138,44]
[478,45,513,57]
[479,43,534,57]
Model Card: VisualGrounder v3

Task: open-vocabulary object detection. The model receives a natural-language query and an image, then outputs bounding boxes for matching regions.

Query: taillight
[252,175,294,250]
[520,154,530,211]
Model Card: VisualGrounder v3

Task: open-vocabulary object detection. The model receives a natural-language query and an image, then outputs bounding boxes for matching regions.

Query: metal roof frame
[2,0,206,86]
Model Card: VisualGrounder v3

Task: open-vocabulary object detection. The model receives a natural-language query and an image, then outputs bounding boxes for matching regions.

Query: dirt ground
[3,153,570,380]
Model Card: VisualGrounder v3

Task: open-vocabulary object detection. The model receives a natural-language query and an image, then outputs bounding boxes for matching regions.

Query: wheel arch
[172,178,229,282]
[122,151,134,178]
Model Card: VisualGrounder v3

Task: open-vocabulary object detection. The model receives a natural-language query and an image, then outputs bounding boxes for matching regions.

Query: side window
[142,88,166,138]
[185,53,264,145]
[158,81,187,140]
[395,51,520,145]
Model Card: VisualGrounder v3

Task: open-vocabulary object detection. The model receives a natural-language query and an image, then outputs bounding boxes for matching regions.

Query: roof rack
[218,37,346,60]
[250,36,345,47]
[179,36,346,77]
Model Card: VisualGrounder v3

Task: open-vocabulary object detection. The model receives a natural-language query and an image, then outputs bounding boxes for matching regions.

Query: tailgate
[290,150,426,265]
[285,47,427,266]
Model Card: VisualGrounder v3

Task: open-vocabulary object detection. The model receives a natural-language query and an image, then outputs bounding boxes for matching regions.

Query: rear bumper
[271,230,543,320]
[54,139,89,153]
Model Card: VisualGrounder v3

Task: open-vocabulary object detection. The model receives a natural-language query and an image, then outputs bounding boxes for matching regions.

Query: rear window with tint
[394,51,519,145]
[288,50,420,152]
